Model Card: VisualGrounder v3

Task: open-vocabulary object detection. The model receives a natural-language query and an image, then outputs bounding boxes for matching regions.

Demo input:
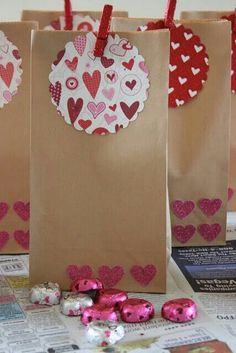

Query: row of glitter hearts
[0,202,30,222]
[0,230,29,250]
[171,199,222,219]
[66,264,157,288]
[173,223,221,244]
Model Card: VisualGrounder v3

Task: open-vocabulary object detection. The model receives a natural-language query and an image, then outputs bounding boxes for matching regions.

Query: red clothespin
[64,0,73,30]
[94,4,113,57]
[164,0,177,28]
[233,7,236,32]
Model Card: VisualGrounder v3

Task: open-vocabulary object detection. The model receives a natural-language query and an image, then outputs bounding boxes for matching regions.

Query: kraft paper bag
[112,18,231,247]
[21,10,128,30]
[30,28,170,293]
[0,22,37,254]
[181,11,236,212]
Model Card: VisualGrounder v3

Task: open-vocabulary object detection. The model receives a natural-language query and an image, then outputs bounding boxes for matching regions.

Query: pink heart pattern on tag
[98,266,124,288]
[173,225,196,243]
[198,198,222,217]
[0,231,9,249]
[49,32,149,134]
[130,265,157,286]
[66,265,93,281]
[0,202,9,221]
[14,230,29,250]
[171,200,195,219]
[13,202,30,221]
[198,224,221,242]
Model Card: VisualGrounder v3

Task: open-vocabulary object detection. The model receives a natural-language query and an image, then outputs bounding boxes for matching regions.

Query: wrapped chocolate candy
[161,298,197,323]
[71,278,103,293]
[81,304,118,325]
[96,288,128,308]
[30,282,61,305]
[119,298,154,323]
[60,293,93,316]
[86,320,125,347]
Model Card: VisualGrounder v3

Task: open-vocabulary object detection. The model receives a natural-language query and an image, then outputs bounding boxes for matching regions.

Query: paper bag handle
[94,4,113,57]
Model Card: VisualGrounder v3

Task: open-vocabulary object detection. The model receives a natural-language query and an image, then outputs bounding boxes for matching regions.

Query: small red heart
[49,81,62,106]
[0,62,14,87]
[115,124,123,133]
[109,104,117,112]
[49,19,61,30]
[53,49,65,66]
[82,70,101,99]
[120,101,139,120]
[78,119,92,130]
[101,56,114,68]
[65,57,78,71]
[106,73,115,81]
[125,79,137,90]
[12,49,21,60]
[122,58,134,71]
[67,98,83,124]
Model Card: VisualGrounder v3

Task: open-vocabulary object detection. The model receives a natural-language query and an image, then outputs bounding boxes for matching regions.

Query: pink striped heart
[13,201,30,221]
[104,114,117,125]
[0,202,9,221]
[0,232,9,249]
[87,102,106,119]
[173,225,196,243]
[171,200,195,219]
[98,266,124,288]
[130,265,157,286]
[66,265,93,281]
[14,230,29,250]
[198,224,221,242]
[198,198,222,217]
[73,36,87,56]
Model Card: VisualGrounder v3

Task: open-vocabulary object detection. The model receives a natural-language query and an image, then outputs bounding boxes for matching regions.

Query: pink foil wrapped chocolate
[161,298,197,323]
[71,278,103,293]
[60,293,93,316]
[81,304,118,325]
[119,298,154,323]
[96,288,128,308]
[30,282,61,305]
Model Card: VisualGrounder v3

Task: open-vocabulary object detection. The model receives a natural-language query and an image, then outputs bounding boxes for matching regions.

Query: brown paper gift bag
[30,27,170,292]
[112,17,231,247]
[0,22,37,254]
[21,10,128,30]
[181,11,236,212]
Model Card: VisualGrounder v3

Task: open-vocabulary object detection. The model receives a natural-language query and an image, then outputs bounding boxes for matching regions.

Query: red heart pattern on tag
[14,230,29,250]
[98,266,124,288]
[66,265,93,281]
[65,57,78,71]
[67,98,83,124]
[130,265,157,286]
[120,101,139,120]
[82,70,101,99]
[0,62,14,87]
[101,56,114,68]
[49,81,61,106]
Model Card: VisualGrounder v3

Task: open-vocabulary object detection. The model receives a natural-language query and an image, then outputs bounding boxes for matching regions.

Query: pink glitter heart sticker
[198,198,222,217]
[66,265,93,281]
[171,200,195,219]
[228,187,234,201]
[14,230,29,250]
[130,265,157,286]
[198,223,221,242]
[0,231,9,249]
[0,202,9,221]
[98,266,124,288]
[173,225,196,243]
[13,201,30,221]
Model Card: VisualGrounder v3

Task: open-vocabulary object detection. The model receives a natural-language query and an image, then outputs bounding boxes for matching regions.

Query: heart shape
[78,119,92,130]
[66,265,93,281]
[139,61,149,74]
[130,265,157,286]
[109,41,127,57]
[0,62,14,87]
[101,56,114,68]
[74,36,87,56]
[104,113,117,125]
[67,98,83,124]
[173,225,196,243]
[109,104,117,112]
[3,91,13,102]
[49,81,61,106]
[125,80,137,91]
[198,198,222,217]
[98,266,124,288]
[198,224,221,242]
[228,187,234,201]
[13,201,30,221]
[102,87,115,101]
[0,202,9,221]
[171,200,195,219]
[82,70,101,99]
[12,49,21,60]
[120,101,139,120]
[0,232,9,250]
[65,57,78,71]
[122,58,134,71]
[87,102,106,119]
[53,49,65,66]
[14,230,29,250]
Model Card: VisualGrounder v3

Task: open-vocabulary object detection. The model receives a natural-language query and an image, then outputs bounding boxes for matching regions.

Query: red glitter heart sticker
[221,12,236,93]
[138,0,209,108]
